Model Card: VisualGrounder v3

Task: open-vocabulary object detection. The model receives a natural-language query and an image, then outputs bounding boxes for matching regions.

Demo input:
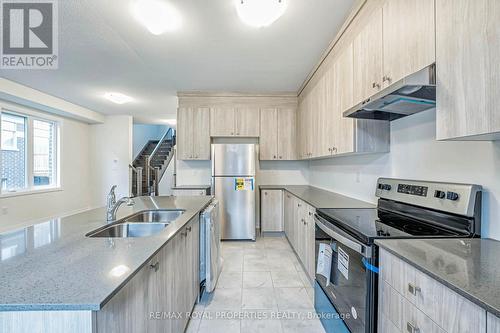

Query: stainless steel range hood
[344,65,436,121]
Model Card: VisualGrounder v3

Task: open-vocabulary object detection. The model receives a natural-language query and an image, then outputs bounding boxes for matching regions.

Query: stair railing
[128,164,143,197]
[146,128,175,196]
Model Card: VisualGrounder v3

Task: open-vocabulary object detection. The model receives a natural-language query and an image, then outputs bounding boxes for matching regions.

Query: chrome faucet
[106,185,135,222]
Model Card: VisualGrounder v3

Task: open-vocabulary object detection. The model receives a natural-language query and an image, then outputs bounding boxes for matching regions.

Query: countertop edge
[375,240,500,317]
[0,197,214,312]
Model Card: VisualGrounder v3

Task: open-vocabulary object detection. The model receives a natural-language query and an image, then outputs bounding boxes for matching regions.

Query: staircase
[130,128,176,196]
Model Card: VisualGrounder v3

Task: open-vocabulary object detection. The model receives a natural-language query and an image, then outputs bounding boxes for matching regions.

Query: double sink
[86,210,185,238]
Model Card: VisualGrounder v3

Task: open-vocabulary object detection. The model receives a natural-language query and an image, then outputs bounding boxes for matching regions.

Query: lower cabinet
[260,189,284,232]
[282,191,316,283]
[96,216,199,333]
[379,249,487,333]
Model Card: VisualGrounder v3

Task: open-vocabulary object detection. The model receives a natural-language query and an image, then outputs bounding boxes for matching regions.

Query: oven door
[314,214,377,333]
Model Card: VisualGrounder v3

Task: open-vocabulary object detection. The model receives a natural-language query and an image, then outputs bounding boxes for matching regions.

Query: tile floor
[186,235,326,333]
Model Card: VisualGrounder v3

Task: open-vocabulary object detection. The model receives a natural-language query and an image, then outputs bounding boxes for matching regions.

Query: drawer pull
[406,322,420,333]
[408,283,421,295]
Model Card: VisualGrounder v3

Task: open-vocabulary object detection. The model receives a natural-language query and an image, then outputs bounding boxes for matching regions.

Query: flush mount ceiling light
[235,0,287,28]
[104,92,134,105]
[131,0,182,35]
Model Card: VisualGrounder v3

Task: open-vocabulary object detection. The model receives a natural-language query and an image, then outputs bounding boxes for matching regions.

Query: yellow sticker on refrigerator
[235,178,254,191]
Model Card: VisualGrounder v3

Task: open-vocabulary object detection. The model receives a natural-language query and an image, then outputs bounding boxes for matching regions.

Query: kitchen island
[0,195,213,332]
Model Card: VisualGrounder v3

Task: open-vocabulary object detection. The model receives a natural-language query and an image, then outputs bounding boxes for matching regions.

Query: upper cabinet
[260,107,297,160]
[177,107,210,160]
[210,106,260,137]
[435,0,500,140]
[353,8,384,105]
[382,0,435,87]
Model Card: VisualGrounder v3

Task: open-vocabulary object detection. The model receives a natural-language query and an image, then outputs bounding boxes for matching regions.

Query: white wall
[0,117,92,233]
[132,124,170,158]
[309,109,500,240]
[89,116,133,207]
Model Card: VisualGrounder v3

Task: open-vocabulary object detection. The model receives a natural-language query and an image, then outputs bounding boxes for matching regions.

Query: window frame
[0,102,62,197]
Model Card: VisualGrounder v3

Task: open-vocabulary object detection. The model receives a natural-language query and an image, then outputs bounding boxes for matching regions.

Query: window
[1,109,59,195]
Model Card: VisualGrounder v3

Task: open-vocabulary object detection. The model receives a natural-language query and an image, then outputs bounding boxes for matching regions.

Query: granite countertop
[259,185,375,209]
[375,238,500,317]
[0,195,213,311]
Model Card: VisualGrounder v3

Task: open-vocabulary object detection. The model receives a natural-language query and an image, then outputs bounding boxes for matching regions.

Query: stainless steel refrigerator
[211,144,256,240]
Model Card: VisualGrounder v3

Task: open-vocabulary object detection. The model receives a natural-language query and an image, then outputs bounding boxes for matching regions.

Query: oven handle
[314,214,372,258]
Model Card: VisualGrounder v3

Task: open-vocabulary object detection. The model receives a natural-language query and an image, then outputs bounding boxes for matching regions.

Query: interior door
[260,108,278,160]
[215,176,255,240]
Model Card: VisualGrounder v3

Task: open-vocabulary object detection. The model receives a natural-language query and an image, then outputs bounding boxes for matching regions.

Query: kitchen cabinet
[260,107,297,160]
[297,92,313,159]
[177,107,210,160]
[210,106,260,137]
[488,313,500,333]
[382,0,435,88]
[97,217,200,333]
[379,249,487,333]
[353,8,383,105]
[210,107,235,136]
[260,189,283,232]
[435,0,500,140]
[282,192,315,282]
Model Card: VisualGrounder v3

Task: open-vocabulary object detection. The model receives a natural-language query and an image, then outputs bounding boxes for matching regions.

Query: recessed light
[104,92,134,105]
[131,0,182,35]
[235,0,287,28]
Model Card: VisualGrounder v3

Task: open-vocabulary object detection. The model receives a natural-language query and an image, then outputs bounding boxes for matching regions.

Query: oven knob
[446,191,459,201]
[434,190,446,199]
[379,184,392,191]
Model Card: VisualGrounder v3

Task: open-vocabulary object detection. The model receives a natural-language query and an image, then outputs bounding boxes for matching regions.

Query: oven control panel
[375,178,482,217]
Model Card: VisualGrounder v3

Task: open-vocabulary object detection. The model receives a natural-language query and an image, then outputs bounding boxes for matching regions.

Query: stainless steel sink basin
[86,209,185,238]
[124,210,185,223]
[87,222,168,238]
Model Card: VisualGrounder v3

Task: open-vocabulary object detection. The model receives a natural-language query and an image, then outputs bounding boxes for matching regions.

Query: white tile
[244,254,271,272]
[241,316,283,333]
[241,288,278,310]
[203,288,242,310]
[267,257,297,272]
[243,271,273,288]
[275,288,313,310]
[217,270,243,289]
[271,271,304,288]
[222,256,244,272]
[281,316,325,333]
[198,318,241,333]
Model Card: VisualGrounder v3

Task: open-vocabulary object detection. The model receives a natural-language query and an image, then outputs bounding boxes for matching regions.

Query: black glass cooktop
[317,207,465,244]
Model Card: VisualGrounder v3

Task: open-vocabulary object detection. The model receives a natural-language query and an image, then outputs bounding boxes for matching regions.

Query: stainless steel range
[314,178,482,333]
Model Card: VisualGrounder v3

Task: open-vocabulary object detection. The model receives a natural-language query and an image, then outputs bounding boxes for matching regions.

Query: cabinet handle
[383,75,392,84]
[406,322,420,333]
[408,283,421,295]
[274,155,277,159]
[186,226,192,233]
[308,212,312,216]
[279,156,282,159]
[372,82,381,89]
[149,262,160,272]
[264,192,268,195]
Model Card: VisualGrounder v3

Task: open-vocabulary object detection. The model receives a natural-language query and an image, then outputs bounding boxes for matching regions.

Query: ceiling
[0,0,355,124]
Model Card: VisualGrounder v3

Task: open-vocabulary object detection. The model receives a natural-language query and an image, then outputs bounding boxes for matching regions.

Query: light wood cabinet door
[260,108,278,160]
[353,8,384,105]
[436,0,500,140]
[210,107,235,136]
[177,107,194,160]
[261,190,283,232]
[290,196,302,251]
[235,107,260,137]
[192,107,211,160]
[284,192,294,240]
[187,218,200,306]
[402,298,446,333]
[277,107,297,160]
[488,312,500,333]
[382,0,435,87]
[334,43,355,155]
